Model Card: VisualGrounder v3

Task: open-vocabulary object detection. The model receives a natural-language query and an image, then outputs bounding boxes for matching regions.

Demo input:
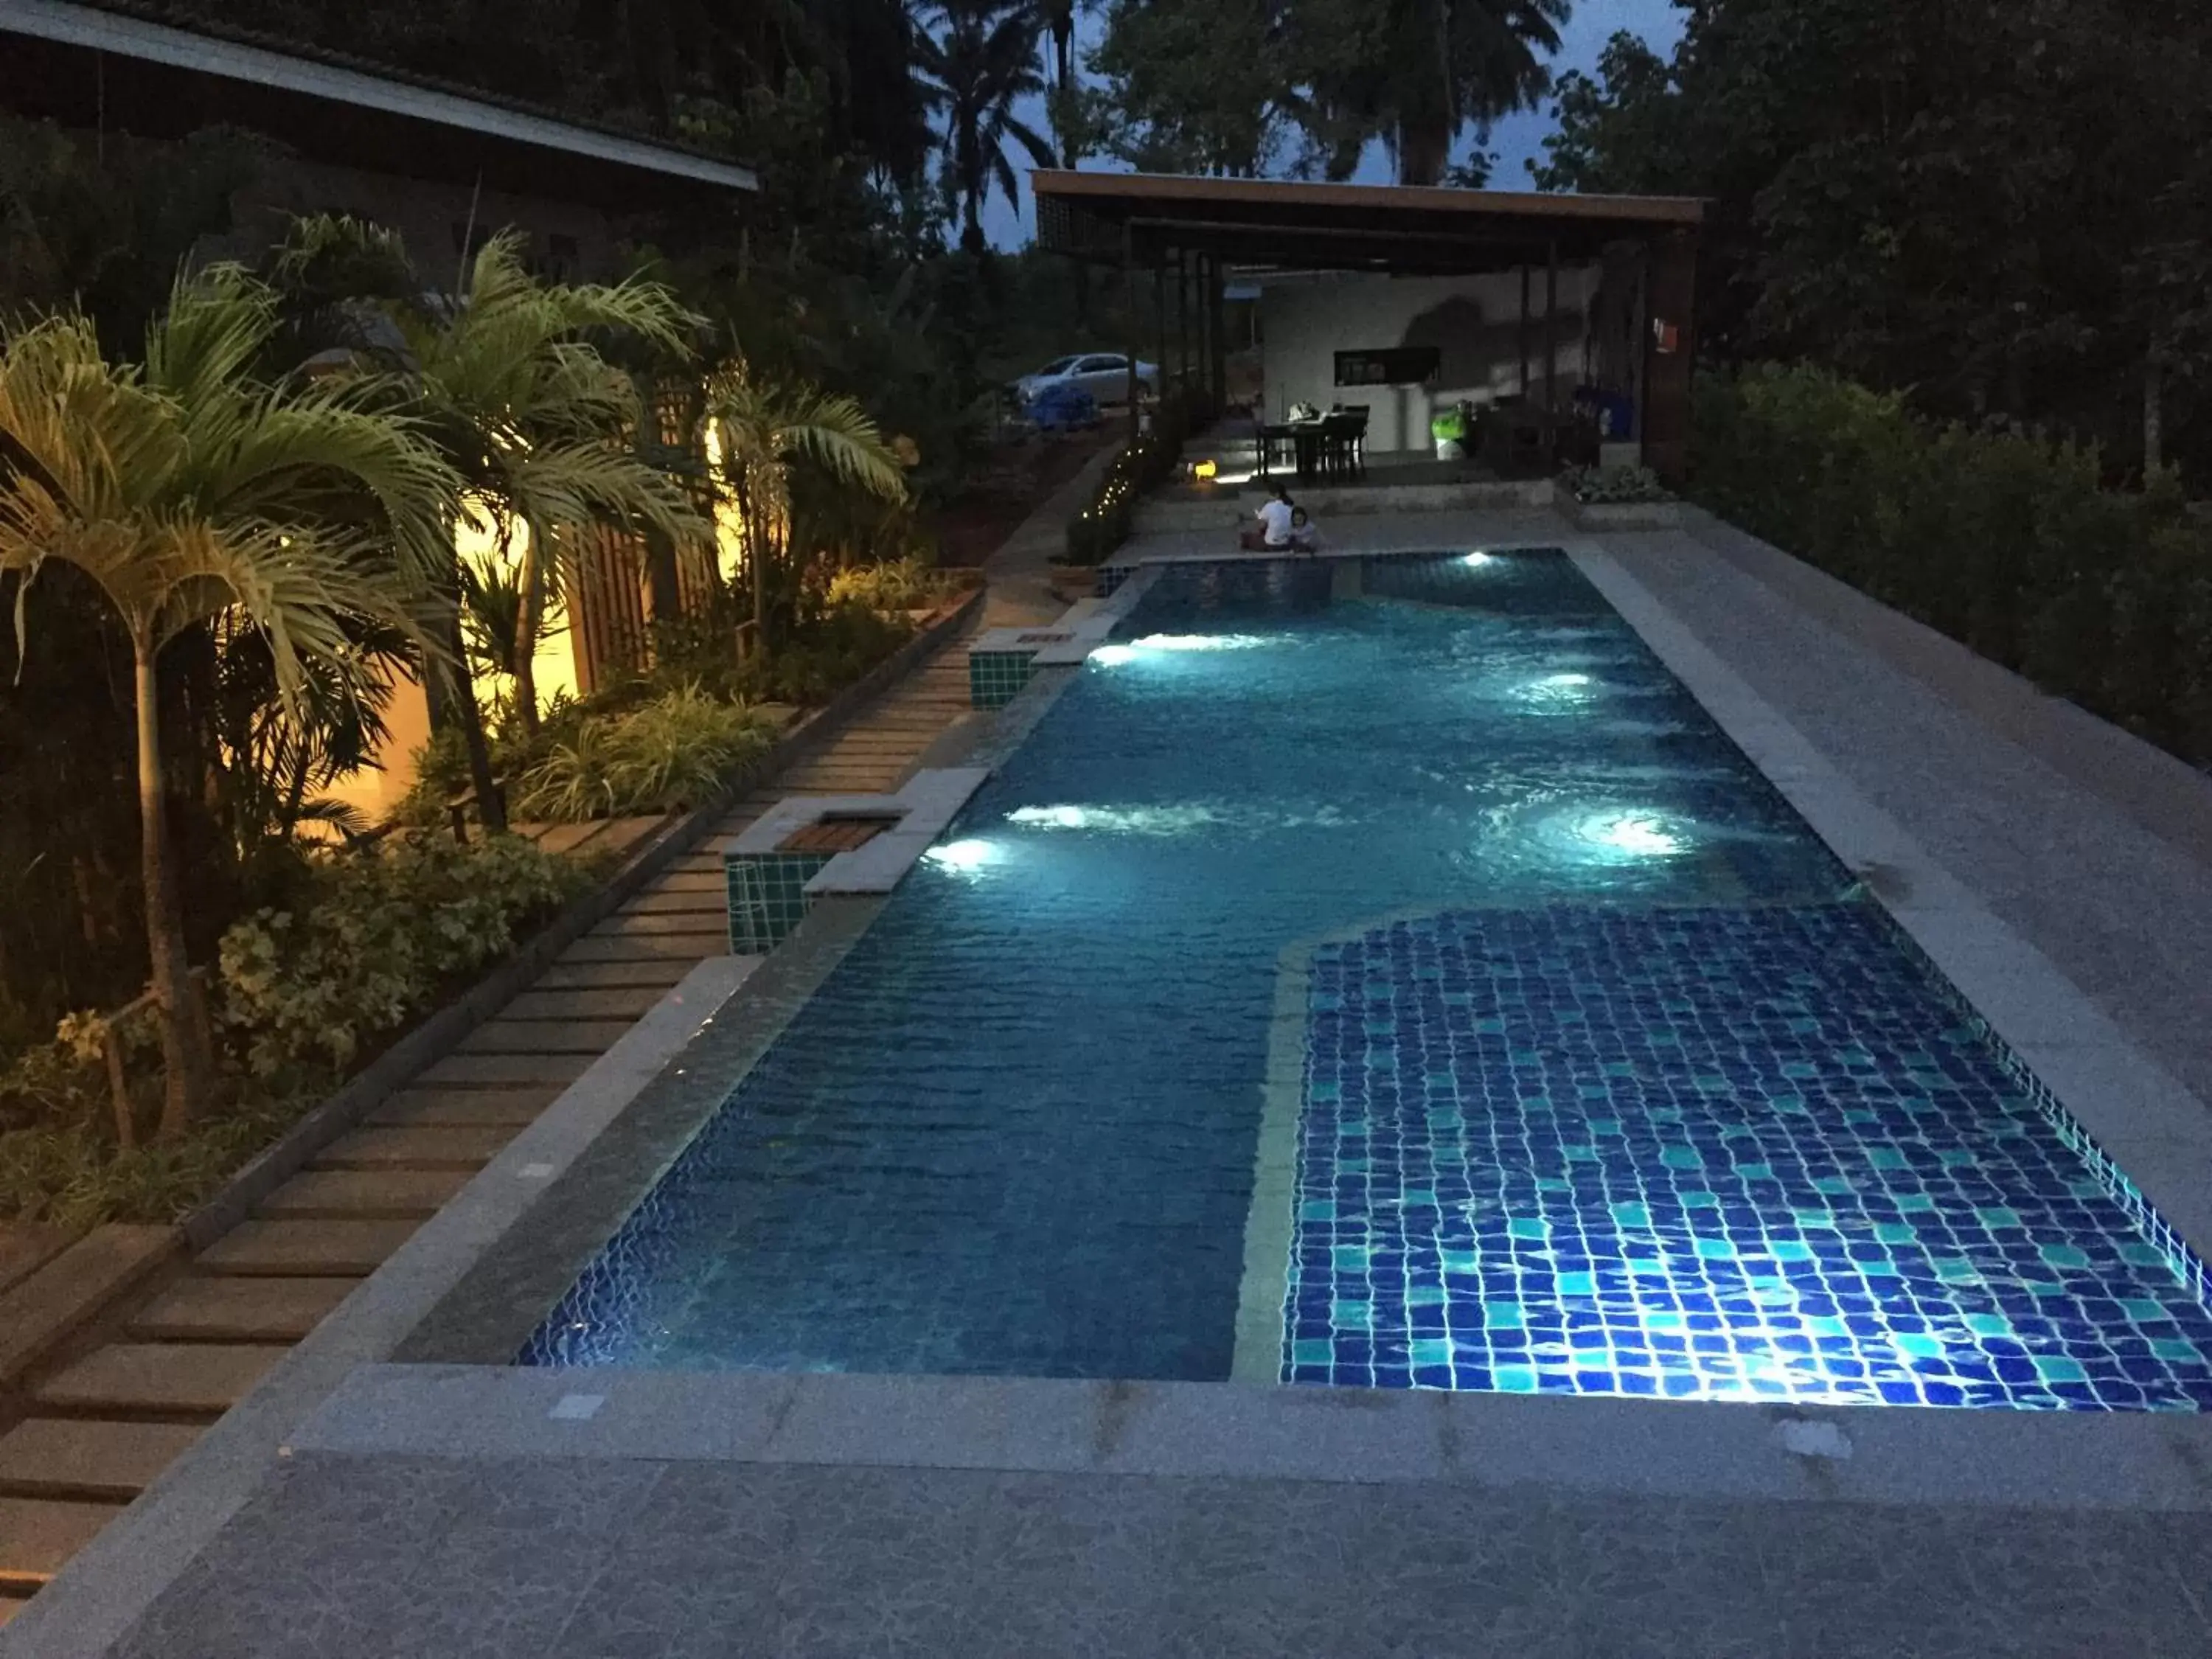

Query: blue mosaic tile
[970,649,1037,709]
[1284,901,2212,1410]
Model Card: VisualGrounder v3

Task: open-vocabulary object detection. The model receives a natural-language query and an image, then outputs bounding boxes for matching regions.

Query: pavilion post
[1517,262,1531,400]
[1207,256,1226,420]
[1123,221,1140,442]
[1545,240,1559,412]
[1154,257,1166,413]
[1177,248,1191,402]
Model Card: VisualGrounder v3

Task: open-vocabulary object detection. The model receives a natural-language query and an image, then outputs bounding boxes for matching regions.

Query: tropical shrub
[1562,464,1672,504]
[826,554,950,612]
[1693,365,2212,762]
[737,599,916,704]
[1063,388,1195,564]
[218,835,587,1080]
[511,684,782,821]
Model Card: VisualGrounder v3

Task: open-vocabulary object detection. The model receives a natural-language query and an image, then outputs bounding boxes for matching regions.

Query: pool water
[525,552,2212,1409]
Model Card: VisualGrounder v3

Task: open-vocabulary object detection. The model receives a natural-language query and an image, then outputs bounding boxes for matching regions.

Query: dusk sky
[981,0,1688,246]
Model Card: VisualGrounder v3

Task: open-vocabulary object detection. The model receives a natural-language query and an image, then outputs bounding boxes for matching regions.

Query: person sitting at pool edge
[1289,504,1320,554]
[1239,485,1295,551]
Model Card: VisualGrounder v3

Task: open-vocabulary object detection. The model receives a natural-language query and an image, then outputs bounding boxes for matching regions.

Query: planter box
[1565,498,1684,532]
[1047,562,1102,600]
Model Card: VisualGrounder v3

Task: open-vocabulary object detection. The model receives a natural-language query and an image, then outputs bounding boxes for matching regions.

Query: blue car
[1026,382,1099,432]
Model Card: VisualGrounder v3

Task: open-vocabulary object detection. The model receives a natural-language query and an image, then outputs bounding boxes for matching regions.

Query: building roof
[1032,170,1702,276]
[0,0,757,206]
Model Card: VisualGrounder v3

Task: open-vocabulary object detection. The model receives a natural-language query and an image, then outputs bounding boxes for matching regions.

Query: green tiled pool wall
[1096,566,1135,597]
[970,650,1037,709]
[727,852,832,953]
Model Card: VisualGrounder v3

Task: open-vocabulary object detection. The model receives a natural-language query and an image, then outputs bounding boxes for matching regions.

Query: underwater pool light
[1130,633,1272,652]
[1461,551,1495,566]
[1576,811,1687,858]
[923,838,997,872]
[1088,644,1138,667]
[1008,804,1089,830]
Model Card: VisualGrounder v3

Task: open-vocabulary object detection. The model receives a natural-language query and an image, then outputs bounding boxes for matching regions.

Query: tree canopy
[1535,0,2212,478]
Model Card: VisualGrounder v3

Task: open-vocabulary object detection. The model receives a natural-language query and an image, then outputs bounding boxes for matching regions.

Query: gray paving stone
[0,1225,74,1296]
[414,1050,596,1087]
[498,987,666,1021]
[529,958,692,990]
[196,1218,420,1276]
[0,1497,126,1583]
[456,1018,634,1055]
[35,1342,288,1414]
[128,1274,358,1342]
[311,1124,513,1169]
[259,1168,470,1217]
[0,1225,178,1385]
[0,1419,203,1500]
[368,1087,557,1128]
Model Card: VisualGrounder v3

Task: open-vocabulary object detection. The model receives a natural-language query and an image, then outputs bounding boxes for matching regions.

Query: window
[1037,356,1079,375]
[1077,355,1124,374]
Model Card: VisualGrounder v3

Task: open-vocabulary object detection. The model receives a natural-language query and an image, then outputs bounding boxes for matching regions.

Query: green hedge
[1063,390,1196,565]
[1692,366,2212,764]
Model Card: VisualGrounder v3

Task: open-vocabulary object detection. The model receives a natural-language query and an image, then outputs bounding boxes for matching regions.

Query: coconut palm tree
[701,365,908,650]
[0,265,453,1135]
[395,233,709,755]
[916,1,1058,251]
[1292,0,1568,186]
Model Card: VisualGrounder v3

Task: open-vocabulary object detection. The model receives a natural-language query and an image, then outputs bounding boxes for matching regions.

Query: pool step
[0,1419,204,1501]
[556,932,720,964]
[35,1343,288,1416]
[128,1275,361,1343]
[197,1219,422,1277]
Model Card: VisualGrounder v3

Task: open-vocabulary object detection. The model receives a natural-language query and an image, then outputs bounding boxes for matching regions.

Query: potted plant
[1430,403,1470,461]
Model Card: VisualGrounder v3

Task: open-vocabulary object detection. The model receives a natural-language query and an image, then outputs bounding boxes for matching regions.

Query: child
[1289,505,1319,553]
[1238,485,1295,552]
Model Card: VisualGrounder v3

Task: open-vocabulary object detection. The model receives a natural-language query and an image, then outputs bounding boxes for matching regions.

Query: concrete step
[624,888,728,916]
[369,1088,557,1130]
[312,1125,515,1171]
[0,1419,202,1501]
[0,1227,178,1386]
[591,911,731,940]
[458,1018,633,1056]
[0,1498,125,1586]
[557,933,719,964]
[500,987,666,1022]
[35,1343,288,1415]
[197,1219,420,1278]
[128,1275,359,1343]
[415,1050,596,1088]
[260,1168,471,1218]
[0,1228,74,1298]
[650,872,727,893]
[532,958,692,990]
[1,1593,26,1627]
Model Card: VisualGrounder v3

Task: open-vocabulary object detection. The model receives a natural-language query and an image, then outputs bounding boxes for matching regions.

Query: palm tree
[701,366,908,650]
[0,265,453,1135]
[390,232,709,819]
[1037,0,1078,162]
[916,1,1058,251]
[1295,0,1568,186]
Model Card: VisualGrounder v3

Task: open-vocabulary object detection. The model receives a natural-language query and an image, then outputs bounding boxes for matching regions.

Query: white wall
[1259,268,1597,454]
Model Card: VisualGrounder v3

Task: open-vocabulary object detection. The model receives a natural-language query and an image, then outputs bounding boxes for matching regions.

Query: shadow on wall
[1399,293,1589,406]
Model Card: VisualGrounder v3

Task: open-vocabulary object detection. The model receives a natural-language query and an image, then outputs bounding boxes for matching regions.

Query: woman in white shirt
[1246,485,1295,551]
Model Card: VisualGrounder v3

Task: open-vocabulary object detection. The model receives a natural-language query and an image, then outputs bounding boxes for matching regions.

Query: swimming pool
[524,552,2212,1409]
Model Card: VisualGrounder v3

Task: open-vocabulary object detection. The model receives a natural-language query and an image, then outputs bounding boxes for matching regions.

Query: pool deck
[12,502,2212,1656]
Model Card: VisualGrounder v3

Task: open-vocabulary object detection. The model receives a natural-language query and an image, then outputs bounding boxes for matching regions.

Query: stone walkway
[0,638,982,1626]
